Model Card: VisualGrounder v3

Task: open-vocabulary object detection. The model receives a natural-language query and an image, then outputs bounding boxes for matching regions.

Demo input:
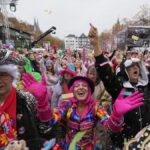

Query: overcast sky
[10,0,150,39]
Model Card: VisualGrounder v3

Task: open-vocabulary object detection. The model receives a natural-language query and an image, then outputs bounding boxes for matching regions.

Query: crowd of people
[0,25,150,150]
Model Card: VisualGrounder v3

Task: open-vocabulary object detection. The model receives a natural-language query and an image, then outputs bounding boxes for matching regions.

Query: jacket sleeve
[147,74,150,89]
[95,103,124,133]
[36,97,69,137]
[47,101,70,125]
[95,54,122,102]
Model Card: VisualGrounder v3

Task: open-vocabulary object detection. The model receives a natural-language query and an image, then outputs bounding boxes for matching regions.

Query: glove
[112,89,144,120]
[107,89,144,132]
[22,73,52,122]
[22,73,48,102]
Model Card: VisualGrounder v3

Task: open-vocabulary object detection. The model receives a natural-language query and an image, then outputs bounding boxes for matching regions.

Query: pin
[17,114,23,120]
[18,127,25,134]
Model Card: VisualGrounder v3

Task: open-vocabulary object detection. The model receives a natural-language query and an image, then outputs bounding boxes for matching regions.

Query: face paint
[72,80,89,101]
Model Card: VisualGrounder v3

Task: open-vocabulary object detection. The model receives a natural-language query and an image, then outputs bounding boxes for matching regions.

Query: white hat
[0,49,19,81]
[124,58,140,68]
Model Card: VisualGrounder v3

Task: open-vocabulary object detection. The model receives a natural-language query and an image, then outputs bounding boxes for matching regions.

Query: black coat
[95,54,150,148]
[16,90,53,150]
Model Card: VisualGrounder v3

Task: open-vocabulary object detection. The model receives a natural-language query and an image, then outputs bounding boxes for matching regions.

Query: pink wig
[69,80,97,118]
[69,80,92,103]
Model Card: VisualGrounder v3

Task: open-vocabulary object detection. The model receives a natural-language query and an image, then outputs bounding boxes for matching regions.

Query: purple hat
[68,76,94,94]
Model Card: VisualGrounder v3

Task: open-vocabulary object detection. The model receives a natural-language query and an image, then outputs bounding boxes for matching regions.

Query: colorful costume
[48,100,110,149]
[22,73,144,150]
[0,49,53,150]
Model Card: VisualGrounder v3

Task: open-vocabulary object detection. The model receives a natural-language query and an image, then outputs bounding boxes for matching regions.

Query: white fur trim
[0,64,20,81]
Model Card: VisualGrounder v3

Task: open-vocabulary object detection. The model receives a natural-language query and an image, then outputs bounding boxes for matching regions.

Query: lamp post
[0,0,18,47]
[0,0,17,12]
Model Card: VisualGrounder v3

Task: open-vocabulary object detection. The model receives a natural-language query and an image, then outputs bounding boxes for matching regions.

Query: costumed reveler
[88,24,150,149]
[22,72,144,150]
[0,49,53,150]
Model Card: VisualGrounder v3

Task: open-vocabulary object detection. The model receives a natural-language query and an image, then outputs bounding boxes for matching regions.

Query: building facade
[65,33,91,51]
[0,24,31,49]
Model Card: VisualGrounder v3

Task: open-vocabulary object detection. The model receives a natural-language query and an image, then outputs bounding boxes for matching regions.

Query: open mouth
[133,71,138,75]
[77,91,86,96]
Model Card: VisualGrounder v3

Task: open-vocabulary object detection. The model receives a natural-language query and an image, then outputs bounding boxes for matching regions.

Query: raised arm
[96,89,144,132]
[88,23,102,57]
[22,73,68,124]
[88,24,122,101]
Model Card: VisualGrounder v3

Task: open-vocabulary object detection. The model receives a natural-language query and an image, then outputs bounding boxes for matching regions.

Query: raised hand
[88,23,99,46]
[22,73,48,102]
[22,73,52,122]
[88,23,102,56]
[113,89,144,118]
[107,89,144,132]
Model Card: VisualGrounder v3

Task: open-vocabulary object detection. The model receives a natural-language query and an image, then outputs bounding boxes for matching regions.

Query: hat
[60,63,76,76]
[68,76,94,94]
[0,49,19,65]
[0,49,19,80]
[116,58,148,87]
[124,58,140,68]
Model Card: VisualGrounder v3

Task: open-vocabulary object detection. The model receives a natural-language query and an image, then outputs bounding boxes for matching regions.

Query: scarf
[0,87,17,147]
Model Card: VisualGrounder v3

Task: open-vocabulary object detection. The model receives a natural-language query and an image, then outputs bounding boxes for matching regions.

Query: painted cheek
[73,88,78,93]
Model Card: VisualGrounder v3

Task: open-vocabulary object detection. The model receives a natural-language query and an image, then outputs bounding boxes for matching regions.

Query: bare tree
[133,5,150,26]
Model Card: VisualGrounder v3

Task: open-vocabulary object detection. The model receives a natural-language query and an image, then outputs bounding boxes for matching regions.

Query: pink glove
[113,89,144,118]
[22,73,52,122]
[107,89,144,132]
